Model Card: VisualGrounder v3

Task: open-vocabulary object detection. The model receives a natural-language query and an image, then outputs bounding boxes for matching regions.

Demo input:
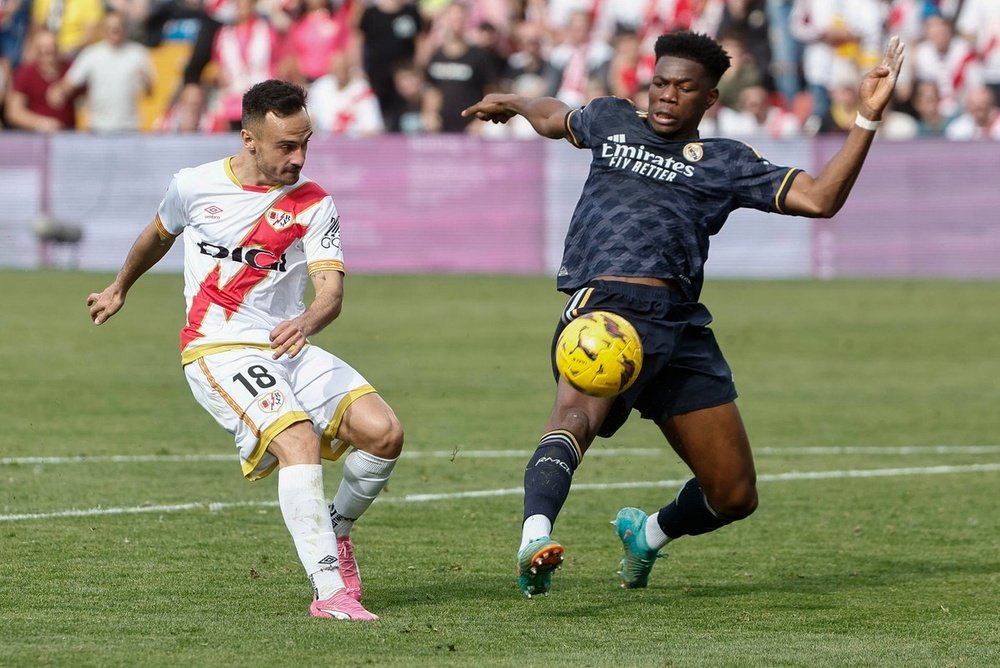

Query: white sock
[520,514,552,550]
[278,464,345,600]
[329,450,397,537]
[644,511,671,550]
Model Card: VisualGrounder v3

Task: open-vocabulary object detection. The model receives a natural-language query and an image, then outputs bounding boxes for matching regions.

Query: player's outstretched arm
[462,94,572,139]
[783,36,905,218]
[269,270,344,360]
[87,221,175,325]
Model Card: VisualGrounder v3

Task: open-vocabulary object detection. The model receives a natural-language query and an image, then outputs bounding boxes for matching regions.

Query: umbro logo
[606,133,626,143]
[319,554,338,565]
[204,205,223,219]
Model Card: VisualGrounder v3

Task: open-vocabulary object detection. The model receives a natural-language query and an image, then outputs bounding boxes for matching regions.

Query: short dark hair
[242,80,308,130]
[653,31,731,85]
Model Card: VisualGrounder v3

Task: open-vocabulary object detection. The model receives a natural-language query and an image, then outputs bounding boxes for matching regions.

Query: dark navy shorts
[551,280,738,438]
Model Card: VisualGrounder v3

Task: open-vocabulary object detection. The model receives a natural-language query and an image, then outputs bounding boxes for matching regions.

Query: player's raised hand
[858,36,905,120]
[461,94,519,124]
[87,285,125,325]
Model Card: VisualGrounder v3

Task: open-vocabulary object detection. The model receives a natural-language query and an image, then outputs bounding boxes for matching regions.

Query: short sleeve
[12,66,30,94]
[728,143,801,214]
[302,197,345,276]
[565,103,595,148]
[565,96,630,149]
[154,173,187,238]
[64,49,92,88]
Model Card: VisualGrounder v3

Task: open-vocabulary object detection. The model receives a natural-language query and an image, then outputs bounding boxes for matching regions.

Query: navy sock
[656,478,732,539]
[523,430,582,524]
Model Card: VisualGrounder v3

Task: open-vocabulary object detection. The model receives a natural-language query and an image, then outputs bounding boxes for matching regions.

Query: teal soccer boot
[516,536,565,597]
[613,507,665,589]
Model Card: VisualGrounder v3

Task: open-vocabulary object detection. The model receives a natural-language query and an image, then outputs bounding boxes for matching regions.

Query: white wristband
[854,112,880,132]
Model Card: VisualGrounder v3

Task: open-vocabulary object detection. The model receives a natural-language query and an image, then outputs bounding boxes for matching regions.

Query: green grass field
[1,271,998,667]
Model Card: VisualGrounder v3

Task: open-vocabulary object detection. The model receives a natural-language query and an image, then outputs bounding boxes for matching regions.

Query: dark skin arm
[783,36,905,218]
[464,39,905,220]
[461,95,572,139]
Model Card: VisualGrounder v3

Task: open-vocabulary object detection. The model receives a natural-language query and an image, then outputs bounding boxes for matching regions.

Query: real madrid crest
[266,208,294,231]
[682,142,704,162]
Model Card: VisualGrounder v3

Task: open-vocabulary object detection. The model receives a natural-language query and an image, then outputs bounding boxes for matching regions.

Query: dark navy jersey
[559,96,801,300]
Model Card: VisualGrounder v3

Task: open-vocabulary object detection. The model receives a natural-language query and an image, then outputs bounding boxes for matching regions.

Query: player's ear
[241,127,256,153]
[705,88,720,109]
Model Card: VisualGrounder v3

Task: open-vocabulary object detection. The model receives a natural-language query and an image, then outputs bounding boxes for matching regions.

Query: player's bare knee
[377,416,404,458]
[709,483,758,520]
[357,414,404,459]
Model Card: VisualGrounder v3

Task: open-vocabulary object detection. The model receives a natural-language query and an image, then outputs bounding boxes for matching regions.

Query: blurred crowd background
[1,0,998,139]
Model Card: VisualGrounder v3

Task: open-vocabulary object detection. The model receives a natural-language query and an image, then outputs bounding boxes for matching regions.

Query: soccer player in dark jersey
[462,31,905,597]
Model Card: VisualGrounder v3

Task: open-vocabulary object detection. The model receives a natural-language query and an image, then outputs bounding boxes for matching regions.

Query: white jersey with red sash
[154,157,344,365]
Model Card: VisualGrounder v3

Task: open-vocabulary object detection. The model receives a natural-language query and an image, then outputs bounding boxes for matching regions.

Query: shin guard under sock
[522,430,582,525]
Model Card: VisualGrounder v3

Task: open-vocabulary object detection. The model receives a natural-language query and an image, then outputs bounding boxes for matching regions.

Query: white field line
[3,444,1000,467]
[1,463,998,523]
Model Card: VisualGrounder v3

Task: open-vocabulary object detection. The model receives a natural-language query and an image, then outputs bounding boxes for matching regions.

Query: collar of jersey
[225,156,281,193]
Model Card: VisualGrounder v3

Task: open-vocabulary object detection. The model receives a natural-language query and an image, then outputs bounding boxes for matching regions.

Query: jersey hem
[774,168,802,213]
[565,108,583,147]
[243,410,312,480]
[320,384,377,461]
[307,260,345,275]
[181,342,281,366]
[153,214,178,239]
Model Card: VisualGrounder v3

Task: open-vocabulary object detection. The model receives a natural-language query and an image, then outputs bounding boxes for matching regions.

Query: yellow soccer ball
[555,311,643,398]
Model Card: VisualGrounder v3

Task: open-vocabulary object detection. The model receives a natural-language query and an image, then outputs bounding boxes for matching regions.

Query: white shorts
[183,345,376,480]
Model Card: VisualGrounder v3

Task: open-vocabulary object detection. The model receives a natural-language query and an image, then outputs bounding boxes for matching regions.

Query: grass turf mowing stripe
[3,444,1000,466]
[2,462,997,522]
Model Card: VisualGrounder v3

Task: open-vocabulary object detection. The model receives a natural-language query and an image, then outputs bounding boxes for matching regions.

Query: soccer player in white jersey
[87,79,402,621]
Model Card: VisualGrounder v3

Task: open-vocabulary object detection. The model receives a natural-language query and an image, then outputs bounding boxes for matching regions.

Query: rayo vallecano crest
[682,142,704,162]
[258,390,285,413]
[266,208,294,231]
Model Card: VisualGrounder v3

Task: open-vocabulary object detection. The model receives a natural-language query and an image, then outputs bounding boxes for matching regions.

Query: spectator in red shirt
[5,28,81,131]
[281,0,352,85]
[211,0,279,131]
